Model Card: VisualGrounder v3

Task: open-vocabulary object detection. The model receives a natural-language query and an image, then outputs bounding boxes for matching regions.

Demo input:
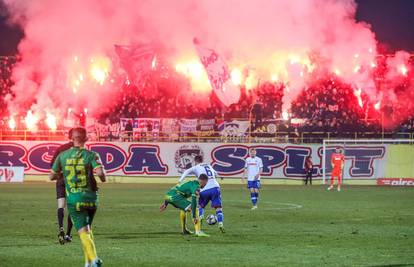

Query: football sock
[198,207,204,219]
[255,192,259,204]
[194,210,201,233]
[79,231,97,263]
[79,234,89,266]
[179,210,187,231]
[216,209,223,224]
[57,208,64,228]
[89,228,94,240]
[250,192,257,206]
[66,215,73,235]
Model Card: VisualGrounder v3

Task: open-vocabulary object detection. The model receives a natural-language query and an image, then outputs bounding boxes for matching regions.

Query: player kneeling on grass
[178,155,225,233]
[160,174,209,237]
[50,127,106,267]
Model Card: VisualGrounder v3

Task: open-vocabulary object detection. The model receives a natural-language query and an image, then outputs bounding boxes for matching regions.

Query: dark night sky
[0,0,414,56]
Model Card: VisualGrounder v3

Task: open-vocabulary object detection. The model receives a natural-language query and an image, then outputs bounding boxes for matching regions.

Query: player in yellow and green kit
[50,127,106,267]
[159,174,209,237]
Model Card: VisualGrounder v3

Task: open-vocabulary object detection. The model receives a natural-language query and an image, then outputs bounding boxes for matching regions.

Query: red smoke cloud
[2,0,413,127]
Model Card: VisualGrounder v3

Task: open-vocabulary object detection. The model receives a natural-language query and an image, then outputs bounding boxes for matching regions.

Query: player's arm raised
[178,167,194,183]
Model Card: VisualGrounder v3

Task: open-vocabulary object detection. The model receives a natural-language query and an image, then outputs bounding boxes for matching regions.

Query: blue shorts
[198,187,222,208]
[247,180,261,189]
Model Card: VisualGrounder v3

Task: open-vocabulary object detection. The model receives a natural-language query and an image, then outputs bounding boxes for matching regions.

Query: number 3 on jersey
[65,165,87,188]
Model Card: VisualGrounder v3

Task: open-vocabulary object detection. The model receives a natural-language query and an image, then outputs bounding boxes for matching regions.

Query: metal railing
[1,129,413,143]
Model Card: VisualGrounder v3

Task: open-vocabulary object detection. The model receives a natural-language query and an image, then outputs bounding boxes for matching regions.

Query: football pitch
[0,182,413,267]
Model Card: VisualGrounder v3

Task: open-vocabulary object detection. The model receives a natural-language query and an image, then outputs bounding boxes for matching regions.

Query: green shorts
[67,201,98,231]
[165,194,191,211]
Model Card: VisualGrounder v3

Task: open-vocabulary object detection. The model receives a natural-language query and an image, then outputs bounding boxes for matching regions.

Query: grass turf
[0,183,413,267]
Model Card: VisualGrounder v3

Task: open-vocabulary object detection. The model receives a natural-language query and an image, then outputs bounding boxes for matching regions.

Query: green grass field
[0,182,413,267]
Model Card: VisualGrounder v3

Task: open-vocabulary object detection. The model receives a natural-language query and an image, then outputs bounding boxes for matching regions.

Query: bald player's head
[71,127,88,146]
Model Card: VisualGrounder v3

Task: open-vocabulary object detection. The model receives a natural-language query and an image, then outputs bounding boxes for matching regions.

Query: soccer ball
[206,214,217,225]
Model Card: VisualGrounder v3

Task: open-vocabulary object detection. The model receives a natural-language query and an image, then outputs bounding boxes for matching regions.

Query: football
[206,214,217,225]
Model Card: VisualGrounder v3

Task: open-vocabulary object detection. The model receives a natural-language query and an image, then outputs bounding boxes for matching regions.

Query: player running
[51,129,74,245]
[242,148,263,210]
[50,127,106,267]
[328,148,345,192]
[178,155,225,233]
[160,174,209,237]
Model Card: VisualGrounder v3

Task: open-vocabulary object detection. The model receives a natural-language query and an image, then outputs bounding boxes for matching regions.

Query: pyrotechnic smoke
[2,0,412,125]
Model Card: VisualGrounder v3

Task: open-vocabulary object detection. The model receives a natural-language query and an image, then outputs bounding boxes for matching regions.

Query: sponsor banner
[218,120,249,137]
[377,178,414,186]
[0,166,24,182]
[0,141,390,179]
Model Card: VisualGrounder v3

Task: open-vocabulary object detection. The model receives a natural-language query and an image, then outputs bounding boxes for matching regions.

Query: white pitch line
[226,200,303,210]
[119,201,303,210]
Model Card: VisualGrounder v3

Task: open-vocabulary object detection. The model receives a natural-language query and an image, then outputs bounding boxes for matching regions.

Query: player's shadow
[100,231,178,240]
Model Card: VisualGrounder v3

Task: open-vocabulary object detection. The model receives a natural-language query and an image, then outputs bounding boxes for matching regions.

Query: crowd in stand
[1,55,414,139]
[0,57,15,116]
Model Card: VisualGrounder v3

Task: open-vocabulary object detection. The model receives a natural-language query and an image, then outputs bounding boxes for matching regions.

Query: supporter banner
[197,119,216,136]
[0,141,398,179]
[0,166,24,182]
[218,120,249,137]
[193,38,240,107]
[252,119,277,137]
[179,119,198,134]
[94,122,121,140]
[120,118,160,133]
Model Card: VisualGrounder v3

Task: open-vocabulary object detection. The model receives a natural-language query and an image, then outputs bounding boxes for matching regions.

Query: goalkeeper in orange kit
[328,148,345,192]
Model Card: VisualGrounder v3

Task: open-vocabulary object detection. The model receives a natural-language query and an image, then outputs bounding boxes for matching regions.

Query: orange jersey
[331,153,344,169]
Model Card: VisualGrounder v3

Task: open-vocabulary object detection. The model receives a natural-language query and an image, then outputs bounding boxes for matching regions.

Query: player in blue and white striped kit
[242,148,263,210]
[179,155,225,233]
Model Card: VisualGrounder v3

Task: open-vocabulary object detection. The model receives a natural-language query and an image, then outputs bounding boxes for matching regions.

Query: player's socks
[216,209,225,233]
[216,209,223,224]
[179,210,188,233]
[84,251,89,267]
[250,192,257,206]
[255,192,259,205]
[194,209,207,236]
[194,217,201,233]
[90,229,94,241]
[79,231,98,263]
[57,208,64,228]
[198,207,204,220]
[66,215,73,236]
